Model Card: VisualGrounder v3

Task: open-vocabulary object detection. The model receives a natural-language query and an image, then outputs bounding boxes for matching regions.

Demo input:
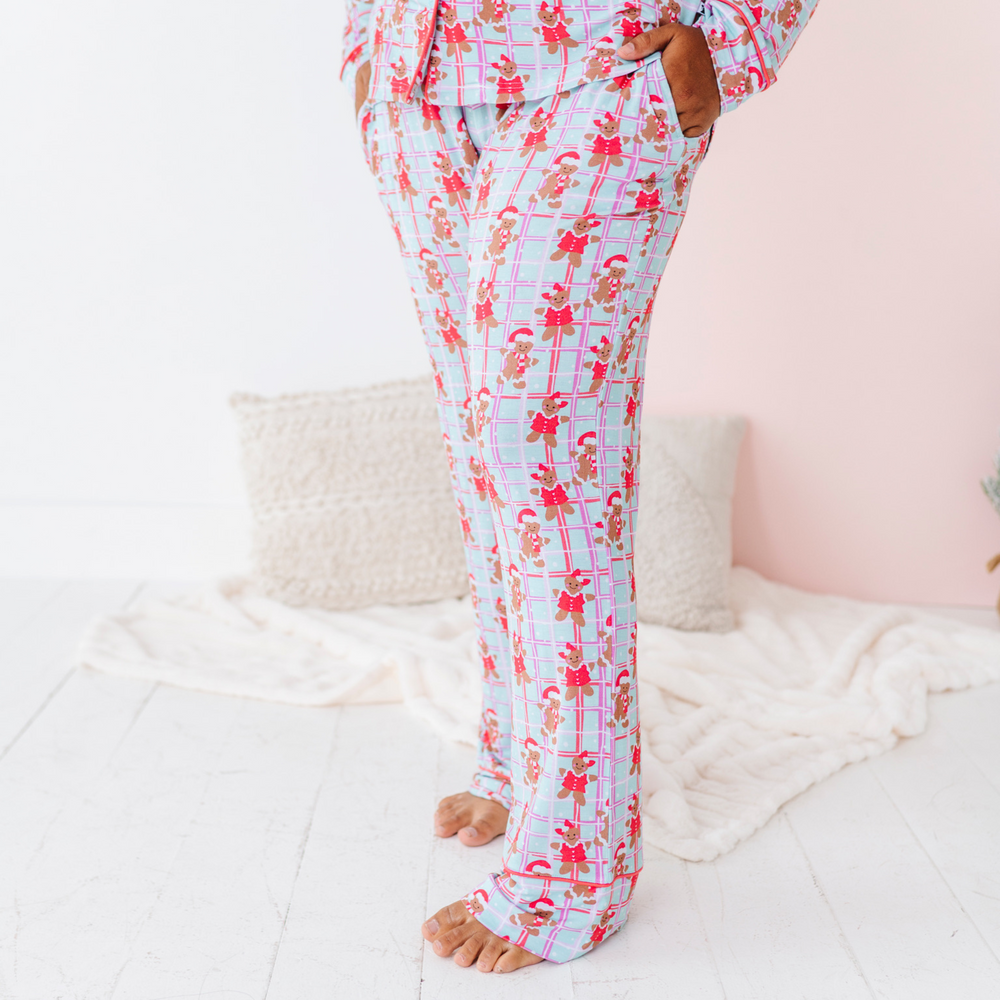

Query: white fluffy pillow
[634,415,746,632]
[231,376,745,630]
[230,377,468,610]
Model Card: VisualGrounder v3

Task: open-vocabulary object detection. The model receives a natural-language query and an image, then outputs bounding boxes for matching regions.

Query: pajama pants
[356,52,708,963]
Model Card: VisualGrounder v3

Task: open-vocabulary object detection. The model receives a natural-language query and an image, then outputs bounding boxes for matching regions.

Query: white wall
[0,1,427,576]
[2,1,998,604]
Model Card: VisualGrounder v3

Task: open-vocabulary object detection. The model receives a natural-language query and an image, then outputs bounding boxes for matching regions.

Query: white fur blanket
[76,568,1000,862]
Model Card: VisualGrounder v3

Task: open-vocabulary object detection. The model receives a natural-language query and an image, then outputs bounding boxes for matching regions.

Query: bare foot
[434,791,509,847]
[422,900,544,973]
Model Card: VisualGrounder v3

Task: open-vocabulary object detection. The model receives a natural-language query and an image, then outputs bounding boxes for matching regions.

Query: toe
[456,823,492,846]
[494,943,543,973]
[433,794,470,837]
[434,813,461,837]
[454,934,485,967]
[432,922,476,957]
[422,901,466,943]
[476,938,504,973]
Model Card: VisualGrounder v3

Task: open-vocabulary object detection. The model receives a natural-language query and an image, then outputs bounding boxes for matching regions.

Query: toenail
[462,826,478,836]
[426,918,439,934]
[434,941,443,952]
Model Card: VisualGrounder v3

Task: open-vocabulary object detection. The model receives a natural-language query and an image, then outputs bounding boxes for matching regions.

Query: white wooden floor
[1,581,999,1000]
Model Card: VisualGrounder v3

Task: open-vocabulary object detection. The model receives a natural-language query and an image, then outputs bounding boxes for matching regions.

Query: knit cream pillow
[634,414,746,632]
[231,376,744,629]
[230,376,468,610]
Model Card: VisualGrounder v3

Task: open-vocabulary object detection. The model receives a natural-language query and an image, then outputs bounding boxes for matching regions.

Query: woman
[343,0,818,972]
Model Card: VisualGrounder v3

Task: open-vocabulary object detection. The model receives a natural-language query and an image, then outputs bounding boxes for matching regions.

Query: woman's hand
[617,25,721,137]
[355,59,372,116]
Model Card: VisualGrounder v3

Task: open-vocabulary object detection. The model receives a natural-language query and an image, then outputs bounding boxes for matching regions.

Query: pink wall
[645,0,1000,606]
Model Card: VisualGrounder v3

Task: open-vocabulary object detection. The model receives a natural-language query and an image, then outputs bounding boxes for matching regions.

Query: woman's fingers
[617,24,721,137]
[354,60,372,116]
[616,24,679,62]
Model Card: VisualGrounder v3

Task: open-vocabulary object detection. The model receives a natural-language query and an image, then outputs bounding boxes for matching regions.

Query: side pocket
[643,50,706,143]
[642,51,682,133]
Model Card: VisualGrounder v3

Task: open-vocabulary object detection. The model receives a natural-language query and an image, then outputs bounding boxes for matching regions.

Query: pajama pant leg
[357,101,514,808]
[360,52,708,962]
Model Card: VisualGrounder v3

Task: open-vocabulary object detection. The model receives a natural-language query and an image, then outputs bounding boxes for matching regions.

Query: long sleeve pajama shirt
[341,0,819,963]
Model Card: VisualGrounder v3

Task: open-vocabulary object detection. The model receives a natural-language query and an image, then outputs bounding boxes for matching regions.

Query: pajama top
[341,0,821,114]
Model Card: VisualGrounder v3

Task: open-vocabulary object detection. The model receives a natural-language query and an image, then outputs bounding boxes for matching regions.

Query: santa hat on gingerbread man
[517,507,538,524]
[509,327,533,342]
[603,253,629,270]
[577,430,597,447]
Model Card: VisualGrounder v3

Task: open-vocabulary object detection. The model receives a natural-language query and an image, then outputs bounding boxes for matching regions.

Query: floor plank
[685,810,874,1000]
[933,683,1000,793]
[107,695,340,999]
[869,696,1000,961]
[265,704,440,1000]
[0,579,140,760]
[2,682,253,998]
[784,758,1000,999]
[0,667,159,997]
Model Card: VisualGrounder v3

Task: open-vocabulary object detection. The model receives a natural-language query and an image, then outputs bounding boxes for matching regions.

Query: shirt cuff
[699,2,777,116]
